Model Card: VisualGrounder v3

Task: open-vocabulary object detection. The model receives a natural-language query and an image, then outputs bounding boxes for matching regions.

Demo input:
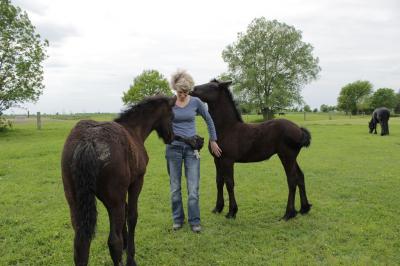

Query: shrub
[0,116,13,131]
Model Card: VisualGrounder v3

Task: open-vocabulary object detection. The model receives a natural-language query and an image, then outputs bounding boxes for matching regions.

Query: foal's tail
[299,127,311,148]
[72,141,99,241]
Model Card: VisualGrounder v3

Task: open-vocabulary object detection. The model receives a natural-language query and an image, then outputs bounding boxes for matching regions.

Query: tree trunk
[262,107,274,120]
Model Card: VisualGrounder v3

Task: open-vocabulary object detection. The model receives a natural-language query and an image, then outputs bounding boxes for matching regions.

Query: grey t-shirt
[171,96,217,145]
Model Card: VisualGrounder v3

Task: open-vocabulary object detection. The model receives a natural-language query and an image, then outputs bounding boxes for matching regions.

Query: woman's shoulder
[190,96,203,105]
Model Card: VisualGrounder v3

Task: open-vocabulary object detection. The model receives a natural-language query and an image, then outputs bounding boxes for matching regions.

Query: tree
[320,104,336,112]
[337,80,373,115]
[122,70,172,104]
[357,95,373,114]
[395,89,400,114]
[0,0,48,115]
[222,17,320,120]
[370,88,396,110]
[303,105,311,112]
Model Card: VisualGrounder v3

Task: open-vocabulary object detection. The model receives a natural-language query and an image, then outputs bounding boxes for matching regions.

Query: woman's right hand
[210,140,222,157]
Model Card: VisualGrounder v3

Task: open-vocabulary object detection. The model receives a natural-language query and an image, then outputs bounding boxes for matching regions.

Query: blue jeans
[166,144,200,225]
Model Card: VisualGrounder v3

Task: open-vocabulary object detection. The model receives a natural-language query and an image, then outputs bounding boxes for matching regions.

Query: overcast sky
[7,0,400,114]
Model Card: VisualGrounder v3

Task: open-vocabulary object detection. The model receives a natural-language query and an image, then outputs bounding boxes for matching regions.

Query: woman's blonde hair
[170,70,194,92]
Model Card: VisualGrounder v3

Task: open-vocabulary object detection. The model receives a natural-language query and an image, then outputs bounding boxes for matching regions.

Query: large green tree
[0,0,48,115]
[370,88,396,110]
[122,70,172,104]
[337,80,373,115]
[222,17,320,120]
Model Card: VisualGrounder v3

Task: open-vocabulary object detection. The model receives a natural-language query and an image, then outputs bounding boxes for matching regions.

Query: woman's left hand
[210,140,222,157]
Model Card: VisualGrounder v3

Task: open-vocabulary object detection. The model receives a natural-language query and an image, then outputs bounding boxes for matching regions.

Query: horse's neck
[208,95,241,132]
[372,113,378,123]
[120,116,155,142]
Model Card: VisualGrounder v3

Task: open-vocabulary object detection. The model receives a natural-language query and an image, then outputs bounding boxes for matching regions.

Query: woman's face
[176,90,189,101]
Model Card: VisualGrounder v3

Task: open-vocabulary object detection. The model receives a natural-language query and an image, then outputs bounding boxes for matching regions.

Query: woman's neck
[176,95,191,108]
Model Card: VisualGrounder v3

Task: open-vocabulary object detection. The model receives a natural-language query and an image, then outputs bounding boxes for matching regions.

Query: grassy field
[1,114,399,265]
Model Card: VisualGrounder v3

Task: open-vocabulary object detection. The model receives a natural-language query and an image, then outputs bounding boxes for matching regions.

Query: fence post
[37,112,41,130]
[304,112,306,121]
[329,111,332,120]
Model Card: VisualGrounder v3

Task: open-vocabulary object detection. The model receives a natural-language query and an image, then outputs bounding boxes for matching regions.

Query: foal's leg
[212,158,225,214]
[63,183,78,232]
[279,154,297,220]
[123,202,128,250]
[63,180,91,265]
[382,121,389,135]
[67,197,92,265]
[107,203,126,266]
[295,162,312,214]
[221,160,238,219]
[74,234,91,266]
[69,196,91,266]
[126,176,144,266]
[386,121,389,135]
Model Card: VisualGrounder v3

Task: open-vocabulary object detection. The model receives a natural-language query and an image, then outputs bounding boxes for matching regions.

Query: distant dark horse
[61,96,174,266]
[369,107,390,136]
[191,80,312,220]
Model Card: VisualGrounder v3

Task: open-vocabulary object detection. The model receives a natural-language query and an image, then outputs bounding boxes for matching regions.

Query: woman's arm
[196,98,222,157]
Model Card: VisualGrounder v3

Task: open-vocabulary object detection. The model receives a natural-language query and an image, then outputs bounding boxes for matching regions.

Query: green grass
[1,114,399,265]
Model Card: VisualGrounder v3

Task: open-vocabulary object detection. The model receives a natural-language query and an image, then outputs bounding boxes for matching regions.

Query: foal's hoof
[281,210,297,221]
[212,205,224,214]
[300,204,312,214]
[127,259,136,266]
[225,212,236,219]
[225,208,237,219]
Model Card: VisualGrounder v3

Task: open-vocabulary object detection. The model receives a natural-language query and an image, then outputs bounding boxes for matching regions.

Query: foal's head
[115,96,175,143]
[191,79,232,103]
[368,119,376,133]
[152,96,175,144]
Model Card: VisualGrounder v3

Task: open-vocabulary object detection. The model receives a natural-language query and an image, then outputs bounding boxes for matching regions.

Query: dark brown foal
[191,80,312,220]
[62,96,174,265]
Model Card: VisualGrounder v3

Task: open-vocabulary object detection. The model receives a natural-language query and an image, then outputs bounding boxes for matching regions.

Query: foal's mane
[211,79,243,122]
[114,95,169,123]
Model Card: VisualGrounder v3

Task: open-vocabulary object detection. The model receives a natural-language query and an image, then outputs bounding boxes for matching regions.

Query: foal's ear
[219,80,232,87]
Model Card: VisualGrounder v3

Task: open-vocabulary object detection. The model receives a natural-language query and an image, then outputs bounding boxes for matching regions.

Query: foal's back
[373,107,390,121]
[63,120,129,163]
[230,119,305,162]
[62,120,139,191]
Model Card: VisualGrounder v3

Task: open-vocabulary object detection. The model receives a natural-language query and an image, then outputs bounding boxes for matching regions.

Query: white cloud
[11,0,49,15]
[6,0,400,114]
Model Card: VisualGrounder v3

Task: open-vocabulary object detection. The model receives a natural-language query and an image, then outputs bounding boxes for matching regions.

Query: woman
[166,70,222,233]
